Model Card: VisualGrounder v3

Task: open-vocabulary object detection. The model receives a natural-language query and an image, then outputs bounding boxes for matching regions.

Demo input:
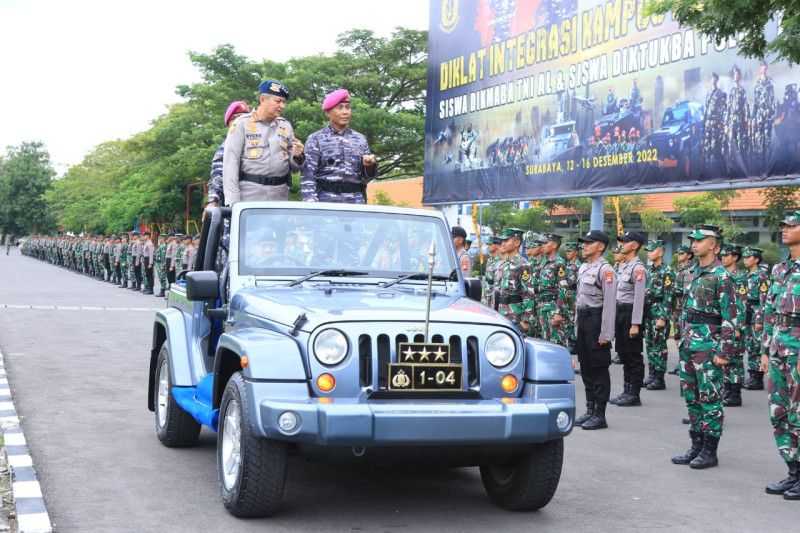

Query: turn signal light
[317,373,336,392]
[501,374,518,393]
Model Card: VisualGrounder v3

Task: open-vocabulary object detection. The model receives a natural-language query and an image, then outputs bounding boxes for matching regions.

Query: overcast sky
[0,0,428,173]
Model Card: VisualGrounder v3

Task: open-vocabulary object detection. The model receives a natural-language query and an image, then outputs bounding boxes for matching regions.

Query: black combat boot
[612,355,623,364]
[721,382,731,404]
[616,384,642,406]
[689,435,719,469]
[766,462,799,495]
[581,402,607,430]
[784,478,800,500]
[672,431,704,464]
[143,289,153,295]
[668,365,679,376]
[574,401,594,427]
[609,383,629,405]
[156,288,164,298]
[744,371,764,390]
[723,383,742,407]
[647,371,666,390]
[682,417,690,424]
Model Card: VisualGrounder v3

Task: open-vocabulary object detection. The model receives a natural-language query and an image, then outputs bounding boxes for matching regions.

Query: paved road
[0,250,795,532]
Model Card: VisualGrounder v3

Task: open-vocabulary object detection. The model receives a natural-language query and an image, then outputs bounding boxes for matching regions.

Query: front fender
[523,338,574,383]
[216,328,308,381]
[153,308,194,387]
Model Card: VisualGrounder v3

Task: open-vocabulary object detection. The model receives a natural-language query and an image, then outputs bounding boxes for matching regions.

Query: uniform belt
[616,302,633,309]
[777,314,800,327]
[239,172,290,187]
[686,310,722,326]
[577,306,602,315]
[496,294,523,305]
[747,298,760,305]
[316,180,364,194]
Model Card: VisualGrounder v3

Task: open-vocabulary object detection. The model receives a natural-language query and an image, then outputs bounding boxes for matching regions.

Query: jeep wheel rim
[156,359,169,428]
[221,399,242,491]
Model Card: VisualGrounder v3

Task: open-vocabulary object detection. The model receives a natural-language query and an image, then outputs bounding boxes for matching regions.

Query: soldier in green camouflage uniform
[761,211,800,499]
[537,233,568,346]
[562,242,581,353]
[493,228,530,329]
[481,236,502,308]
[752,63,776,172]
[703,73,727,175]
[742,246,770,390]
[725,66,751,163]
[154,235,168,297]
[671,225,738,470]
[720,243,748,407]
[669,244,696,375]
[523,232,544,338]
[643,240,674,390]
[119,234,130,288]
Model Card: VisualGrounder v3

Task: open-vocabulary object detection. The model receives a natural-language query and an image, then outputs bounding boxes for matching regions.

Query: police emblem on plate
[440,0,459,33]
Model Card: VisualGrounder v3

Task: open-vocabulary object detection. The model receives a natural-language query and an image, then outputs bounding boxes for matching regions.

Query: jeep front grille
[355,329,480,392]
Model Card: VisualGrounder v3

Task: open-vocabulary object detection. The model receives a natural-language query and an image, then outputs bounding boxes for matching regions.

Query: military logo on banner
[440,0,459,33]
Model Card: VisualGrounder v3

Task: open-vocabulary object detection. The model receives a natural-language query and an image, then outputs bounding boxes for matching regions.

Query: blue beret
[258,80,289,99]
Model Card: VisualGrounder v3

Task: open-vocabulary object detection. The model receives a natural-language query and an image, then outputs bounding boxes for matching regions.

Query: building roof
[368,177,790,214]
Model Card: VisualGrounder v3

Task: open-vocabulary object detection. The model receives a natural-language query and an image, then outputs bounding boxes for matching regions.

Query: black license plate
[388,363,462,391]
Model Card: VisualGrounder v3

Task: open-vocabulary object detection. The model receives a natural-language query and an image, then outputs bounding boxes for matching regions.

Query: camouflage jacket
[494,255,530,326]
[746,267,771,326]
[753,77,776,124]
[537,253,568,317]
[761,257,800,354]
[645,262,674,321]
[704,88,727,126]
[728,268,748,327]
[560,258,580,313]
[672,260,696,323]
[154,243,167,266]
[301,125,377,202]
[682,260,738,357]
[482,254,499,307]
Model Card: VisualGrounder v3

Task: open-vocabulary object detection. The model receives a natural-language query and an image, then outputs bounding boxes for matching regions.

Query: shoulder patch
[558,266,565,278]
[738,285,747,295]
[634,266,645,281]
[663,275,672,286]
[521,270,530,281]
[604,269,614,284]
[760,282,768,293]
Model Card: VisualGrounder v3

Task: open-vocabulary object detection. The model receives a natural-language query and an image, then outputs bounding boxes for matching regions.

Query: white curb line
[0,348,53,533]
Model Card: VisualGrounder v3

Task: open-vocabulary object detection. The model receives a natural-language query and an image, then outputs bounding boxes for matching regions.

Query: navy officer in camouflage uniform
[301,89,377,203]
[223,80,305,204]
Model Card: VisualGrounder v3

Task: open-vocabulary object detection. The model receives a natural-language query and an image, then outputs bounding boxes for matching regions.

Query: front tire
[218,372,288,518]
[480,438,564,511]
[154,344,200,447]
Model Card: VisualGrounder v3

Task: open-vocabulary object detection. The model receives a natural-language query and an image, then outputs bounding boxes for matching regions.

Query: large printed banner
[423,0,800,204]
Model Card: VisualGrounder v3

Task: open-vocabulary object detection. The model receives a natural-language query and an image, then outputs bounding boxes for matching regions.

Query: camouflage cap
[489,235,503,245]
[720,243,742,257]
[498,227,525,240]
[687,224,722,240]
[780,210,800,227]
[562,241,579,251]
[523,230,539,247]
[676,244,692,254]
[644,239,665,251]
[742,246,764,258]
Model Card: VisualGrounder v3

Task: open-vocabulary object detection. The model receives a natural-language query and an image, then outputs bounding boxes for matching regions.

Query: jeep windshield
[238,208,456,280]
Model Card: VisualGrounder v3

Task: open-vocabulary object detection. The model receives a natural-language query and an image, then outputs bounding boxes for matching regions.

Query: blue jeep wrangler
[147,202,574,517]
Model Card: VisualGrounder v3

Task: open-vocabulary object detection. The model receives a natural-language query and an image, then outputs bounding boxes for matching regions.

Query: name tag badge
[246,148,263,159]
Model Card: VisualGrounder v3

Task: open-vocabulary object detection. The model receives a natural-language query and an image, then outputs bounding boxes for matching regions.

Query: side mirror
[186,271,220,301]
[464,277,482,302]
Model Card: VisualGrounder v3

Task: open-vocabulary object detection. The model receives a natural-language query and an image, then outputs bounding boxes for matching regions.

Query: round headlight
[485,332,516,368]
[314,329,348,366]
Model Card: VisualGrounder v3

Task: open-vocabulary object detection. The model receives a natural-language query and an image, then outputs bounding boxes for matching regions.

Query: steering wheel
[255,254,305,267]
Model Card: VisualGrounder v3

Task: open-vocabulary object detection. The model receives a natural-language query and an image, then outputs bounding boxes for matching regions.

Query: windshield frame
[231,204,460,283]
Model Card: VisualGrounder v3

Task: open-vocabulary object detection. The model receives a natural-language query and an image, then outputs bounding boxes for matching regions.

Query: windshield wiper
[379,269,457,289]
[286,269,370,287]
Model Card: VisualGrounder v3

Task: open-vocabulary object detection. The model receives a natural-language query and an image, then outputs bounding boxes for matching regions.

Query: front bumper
[249,382,574,446]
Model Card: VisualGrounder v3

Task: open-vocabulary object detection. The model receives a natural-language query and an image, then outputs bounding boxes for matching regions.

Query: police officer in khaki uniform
[574,230,617,430]
[223,80,305,204]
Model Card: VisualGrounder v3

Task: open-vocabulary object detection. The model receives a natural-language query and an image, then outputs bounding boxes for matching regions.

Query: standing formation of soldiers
[21,233,199,298]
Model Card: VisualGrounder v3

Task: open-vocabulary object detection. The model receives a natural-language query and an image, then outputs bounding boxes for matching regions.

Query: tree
[481,202,549,233]
[0,142,56,236]
[674,193,724,226]
[646,1,800,64]
[640,208,674,236]
[762,186,800,231]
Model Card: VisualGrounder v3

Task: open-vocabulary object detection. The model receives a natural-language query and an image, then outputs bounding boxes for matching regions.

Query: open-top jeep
[147,202,575,517]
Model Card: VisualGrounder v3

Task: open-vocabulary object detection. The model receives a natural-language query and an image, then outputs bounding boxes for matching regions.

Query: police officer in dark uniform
[611,231,647,407]
[574,230,617,430]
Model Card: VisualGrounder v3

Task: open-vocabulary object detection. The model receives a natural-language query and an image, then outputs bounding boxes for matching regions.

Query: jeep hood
[230,285,505,331]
